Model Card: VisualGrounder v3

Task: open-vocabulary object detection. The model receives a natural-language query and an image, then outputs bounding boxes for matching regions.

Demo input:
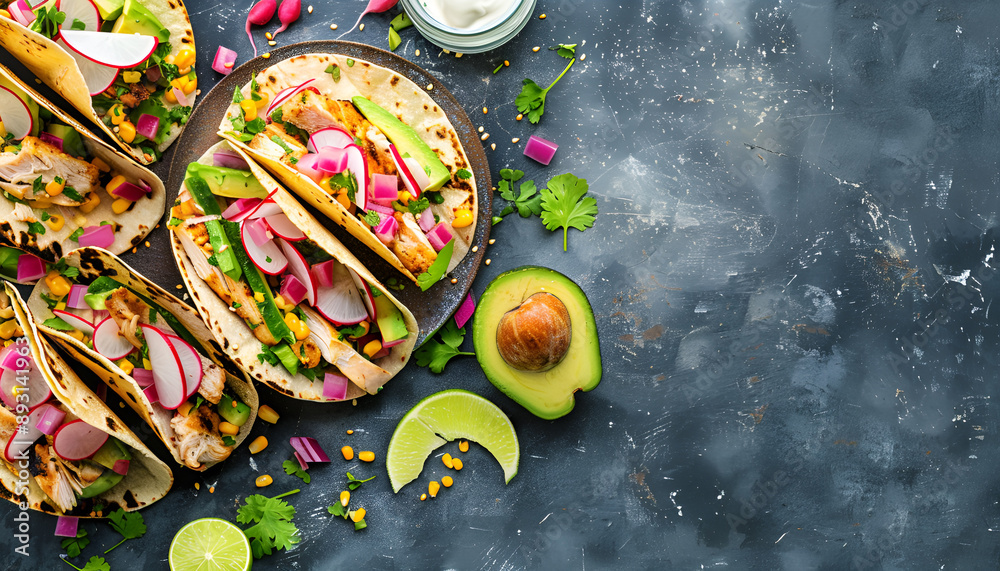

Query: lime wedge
[386,389,519,492]
[169,517,252,571]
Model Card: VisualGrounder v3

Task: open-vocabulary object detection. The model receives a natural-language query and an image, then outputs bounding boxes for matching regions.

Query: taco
[0,64,164,276]
[0,282,172,516]
[0,0,198,164]
[219,53,476,285]
[27,248,259,470]
[168,140,418,401]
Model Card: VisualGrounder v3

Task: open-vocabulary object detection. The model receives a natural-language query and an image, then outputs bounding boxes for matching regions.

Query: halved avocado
[473,266,601,419]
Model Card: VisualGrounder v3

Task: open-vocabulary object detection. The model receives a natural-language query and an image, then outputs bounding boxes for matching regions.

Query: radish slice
[343,144,367,210]
[0,85,33,140]
[307,126,354,153]
[33,403,66,435]
[248,200,283,220]
[165,334,203,401]
[0,355,51,411]
[57,0,100,32]
[141,325,186,410]
[7,1,34,26]
[240,219,287,275]
[388,144,421,199]
[53,419,108,461]
[111,458,129,475]
[278,239,316,305]
[265,213,306,241]
[382,337,407,349]
[402,157,431,191]
[265,79,316,118]
[4,406,47,462]
[58,30,159,69]
[348,267,377,321]
[56,38,118,96]
[51,310,94,336]
[92,318,135,360]
[314,262,367,325]
[222,197,262,222]
[132,367,154,387]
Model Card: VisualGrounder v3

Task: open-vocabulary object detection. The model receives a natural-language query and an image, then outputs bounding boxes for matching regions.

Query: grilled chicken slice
[170,405,233,469]
[106,287,147,349]
[197,361,225,405]
[301,307,391,394]
[392,213,438,275]
[0,405,17,444]
[0,137,97,201]
[249,123,307,167]
[31,441,79,512]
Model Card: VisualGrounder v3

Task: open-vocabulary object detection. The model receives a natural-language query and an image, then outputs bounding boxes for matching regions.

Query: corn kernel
[122,71,142,84]
[109,104,126,125]
[459,440,469,453]
[255,474,273,487]
[91,157,110,172]
[428,481,440,498]
[240,99,257,122]
[3,146,17,153]
[106,175,126,195]
[452,209,474,228]
[340,490,350,507]
[183,77,197,95]
[442,453,454,469]
[283,312,299,329]
[219,421,240,436]
[253,291,265,303]
[45,272,72,297]
[79,192,100,214]
[117,359,134,375]
[351,508,366,522]
[55,301,66,311]
[118,121,136,144]
[68,329,85,342]
[359,450,375,463]
[346,429,354,435]
[341,445,354,460]
[442,476,453,487]
[112,198,132,215]
[397,190,412,205]
[258,405,279,423]
[273,294,286,310]
[452,458,463,471]
[143,358,152,370]
[164,89,177,104]
[178,66,192,76]
[0,307,13,319]
[420,493,427,501]
[254,92,270,109]
[175,48,196,69]
[336,191,351,210]
[0,320,16,340]
[177,401,195,416]
[363,340,382,358]
[194,482,200,490]
[248,435,268,454]
[46,214,64,232]
[45,179,64,196]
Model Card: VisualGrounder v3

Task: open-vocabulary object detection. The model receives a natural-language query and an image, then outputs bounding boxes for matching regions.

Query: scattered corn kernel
[485,259,491,266]
[481,133,490,141]
[482,107,488,114]
[143,358,151,370]
[532,46,540,52]
[451,278,458,284]
[258,405,280,423]
[512,137,520,144]
[248,436,268,454]
[420,493,427,501]
[540,13,546,19]
[363,340,382,358]
[442,453,454,469]
[265,32,273,40]
[351,508,366,522]
[459,440,469,452]
[491,143,496,150]
[47,214,64,232]
[489,238,496,244]
[442,476,454,487]
[209,486,215,494]
[177,401,194,416]
[415,49,421,56]
[397,190,412,205]
[4,146,17,153]
[118,120,136,143]
[307,5,313,14]
[340,490,350,507]
[516,114,523,121]
[262,53,271,59]
[255,475,273,487]
[330,23,338,30]
[45,272,72,297]
[359,450,375,463]
[471,246,479,253]
[219,421,240,436]
[426,84,433,90]
[45,178,64,196]
[175,48,196,69]
[240,99,257,122]
[429,481,440,498]
[359,23,364,31]
[164,89,177,103]
[341,445,354,460]
[580,54,586,61]
[194,482,200,490]
[452,457,464,470]
[112,198,132,215]
[283,312,310,340]
[504,60,510,66]
[346,429,354,435]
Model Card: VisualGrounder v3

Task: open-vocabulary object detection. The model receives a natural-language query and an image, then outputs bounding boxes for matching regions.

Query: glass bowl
[400,0,538,54]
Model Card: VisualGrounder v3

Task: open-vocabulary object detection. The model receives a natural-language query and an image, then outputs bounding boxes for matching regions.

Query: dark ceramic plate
[166,41,492,347]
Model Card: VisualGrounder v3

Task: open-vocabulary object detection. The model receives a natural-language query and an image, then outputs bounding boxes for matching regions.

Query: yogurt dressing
[422,0,513,30]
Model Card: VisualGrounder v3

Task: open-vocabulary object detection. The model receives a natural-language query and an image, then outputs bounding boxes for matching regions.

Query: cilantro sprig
[516,57,576,124]
[104,509,146,554]
[550,43,577,59]
[237,489,301,559]
[347,471,376,491]
[61,555,109,571]
[61,529,90,558]
[282,459,310,484]
[539,173,597,251]
[498,169,542,218]
[414,320,473,373]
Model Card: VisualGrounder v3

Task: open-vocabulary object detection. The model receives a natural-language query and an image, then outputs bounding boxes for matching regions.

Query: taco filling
[168,160,411,397]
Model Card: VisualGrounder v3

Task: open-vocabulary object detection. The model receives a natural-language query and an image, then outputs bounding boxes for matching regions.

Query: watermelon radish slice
[56,38,118,96]
[388,144,421,199]
[348,267,377,321]
[314,262,367,325]
[53,419,108,461]
[240,219,287,275]
[92,318,134,360]
[307,126,354,153]
[140,325,186,410]
[278,239,317,306]
[58,30,158,68]
[51,309,94,336]
[0,85,33,140]
[265,213,306,241]
[4,406,47,462]
[165,334,202,401]
[57,0,100,32]
[0,354,51,411]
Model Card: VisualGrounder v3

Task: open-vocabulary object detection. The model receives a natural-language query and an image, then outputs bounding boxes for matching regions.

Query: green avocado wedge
[473,266,602,419]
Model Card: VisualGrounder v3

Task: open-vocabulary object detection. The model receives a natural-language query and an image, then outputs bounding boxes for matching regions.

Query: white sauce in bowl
[422,0,514,30]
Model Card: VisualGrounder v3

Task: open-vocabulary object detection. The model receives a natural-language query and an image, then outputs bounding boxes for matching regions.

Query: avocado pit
[495,292,571,372]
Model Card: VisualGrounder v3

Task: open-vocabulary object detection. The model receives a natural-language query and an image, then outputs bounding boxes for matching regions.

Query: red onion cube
[142,384,158,404]
[54,516,78,538]
[524,135,559,165]
[367,202,393,216]
[290,436,332,463]
[111,181,147,201]
[172,87,191,107]
[370,173,399,202]
[16,254,47,283]
[0,345,24,371]
[78,225,115,249]
[280,274,308,305]
[426,223,454,252]
[39,132,63,152]
[66,284,89,309]
[135,114,160,140]
[317,146,349,173]
[34,404,65,435]
[294,153,325,183]
[310,260,335,288]
[245,218,272,247]
[294,451,309,471]
[131,367,154,387]
[212,45,238,75]
[418,207,435,232]
[323,373,350,401]
[454,290,476,329]
[374,216,398,245]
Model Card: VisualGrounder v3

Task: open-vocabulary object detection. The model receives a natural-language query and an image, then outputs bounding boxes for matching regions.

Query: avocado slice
[91,438,132,473]
[77,469,125,499]
[186,163,269,199]
[271,343,299,376]
[218,393,251,426]
[185,175,242,281]
[93,0,125,21]
[111,0,169,42]
[45,123,86,159]
[472,266,602,420]
[351,96,451,191]
[373,292,408,343]
[0,75,40,139]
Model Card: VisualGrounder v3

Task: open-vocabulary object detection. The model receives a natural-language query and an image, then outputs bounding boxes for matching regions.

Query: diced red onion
[245,218,271,247]
[524,135,559,165]
[135,114,160,140]
[293,451,309,471]
[367,202,393,215]
[16,254,47,283]
[138,179,152,193]
[68,284,90,308]
[418,207,435,232]
[370,173,398,202]
[290,436,331,463]
[111,181,147,201]
[131,367,154,388]
[310,260,335,288]
[145,66,161,83]
[39,132,63,152]
[370,347,390,359]
[382,337,407,349]
[0,345,23,371]
[172,87,191,107]
[294,153,325,183]
[212,45,238,75]
[454,290,476,329]
[142,384,158,404]
[425,222,454,252]
[112,459,130,475]
[317,146,349,173]
[34,404,65,435]
[78,225,115,249]
[374,216,398,245]
[222,198,262,222]
[280,274,308,305]
[54,516,78,538]
[213,150,249,170]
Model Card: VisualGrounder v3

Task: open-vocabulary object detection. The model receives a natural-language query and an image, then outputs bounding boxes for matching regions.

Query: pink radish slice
[248,200,283,220]
[307,126,354,153]
[348,267,377,321]
[402,157,431,191]
[7,2,34,26]
[265,213,306,241]
[278,239,316,305]
[265,79,315,117]
[165,334,203,401]
[131,367,154,388]
[240,219,288,275]
[33,403,66,435]
[92,318,135,360]
[0,85,33,140]
[58,30,158,68]
[343,144,367,210]
[51,310,94,336]
[388,144,422,199]
[222,198,262,222]
[111,459,129,475]
[53,419,108,461]
[0,356,51,411]
[56,38,118,96]
[314,263,367,325]
[140,325,186,410]
[57,0,100,32]
[382,337,407,349]
[4,406,47,462]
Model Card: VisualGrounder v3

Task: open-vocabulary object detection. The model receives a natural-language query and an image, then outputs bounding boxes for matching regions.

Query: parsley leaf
[516,58,576,124]
[539,173,597,251]
[61,529,89,558]
[414,320,473,373]
[416,239,454,292]
[514,179,543,217]
[104,509,146,554]
[69,227,85,242]
[237,489,301,559]
[550,43,578,59]
[456,168,472,180]
[282,459,311,484]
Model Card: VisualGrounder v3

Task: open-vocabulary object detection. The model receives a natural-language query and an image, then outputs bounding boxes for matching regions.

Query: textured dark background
[3,0,1000,569]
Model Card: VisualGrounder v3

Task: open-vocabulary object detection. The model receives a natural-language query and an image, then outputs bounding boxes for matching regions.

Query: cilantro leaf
[515,180,543,217]
[63,187,84,202]
[28,221,45,235]
[539,173,597,251]
[516,58,576,124]
[363,210,380,226]
[456,168,472,180]
[282,459,311,484]
[327,502,347,518]
[104,509,145,554]
[407,196,430,216]
[232,87,245,104]
[61,529,89,558]
[237,490,300,558]
[499,168,523,183]
[549,43,578,59]
[62,555,110,571]
[346,471,376,491]
[416,239,454,292]
[414,320,473,373]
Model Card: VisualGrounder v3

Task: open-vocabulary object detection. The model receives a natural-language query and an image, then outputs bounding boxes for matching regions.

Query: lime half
[387,389,519,492]
[169,517,252,571]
